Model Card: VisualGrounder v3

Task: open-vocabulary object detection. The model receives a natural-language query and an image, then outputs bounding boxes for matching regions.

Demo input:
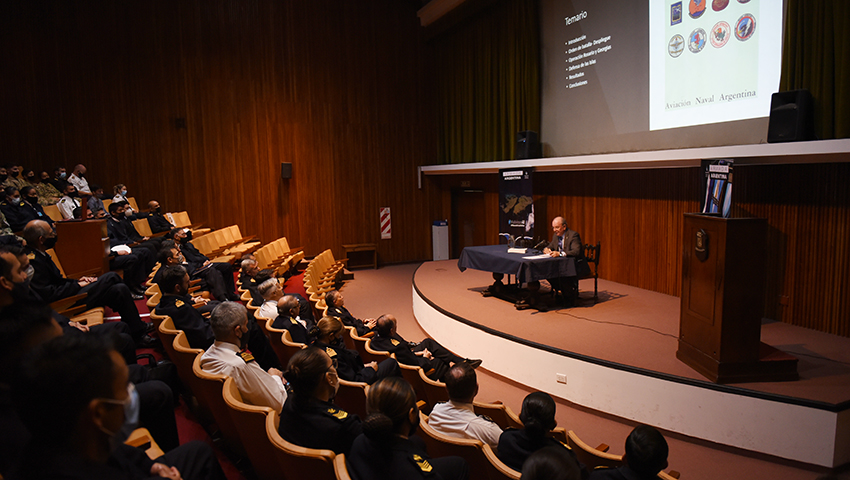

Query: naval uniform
[180,239,237,301]
[56,194,81,219]
[278,396,362,455]
[370,333,463,381]
[314,340,400,384]
[347,434,469,480]
[200,341,287,411]
[272,314,312,345]
[327,305,373,337]
[428,400,503,449]
[498,428,588,477]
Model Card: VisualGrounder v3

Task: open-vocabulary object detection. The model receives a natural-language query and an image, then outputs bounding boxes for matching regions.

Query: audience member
[18,186,54,228]
[22,220,154,345]
[47,166,68,193]
[588,425,669,480]
[106,202,158,273]
[156,265,280,370]
[326,289,376,336]
[521,446,582,480]
[200,302,288,411]
[370,314,480,381]
[167,227,237,301]
[9,333,225,480]
[87,184,108,218]
[145,200,175,233]
[428,362,503,449]
[313,316,400,384]
[1,165,27,191]
[543,216,590,304]
[278,347,361,454]
[112,183,134,215]
[348,376,469,480]
[57,183,83,220]
[66,163,91,195]
[257,278,283,319]
[497,392,586,476]
[34,171,63,205]
[272,294,312,344]
[0,187,28,232]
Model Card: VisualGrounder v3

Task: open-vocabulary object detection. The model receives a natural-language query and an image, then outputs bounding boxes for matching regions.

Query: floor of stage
[414,260,850,407]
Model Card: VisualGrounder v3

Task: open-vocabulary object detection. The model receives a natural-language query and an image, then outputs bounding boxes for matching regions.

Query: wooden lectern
[677,213,797,383]
[54,219,110,279]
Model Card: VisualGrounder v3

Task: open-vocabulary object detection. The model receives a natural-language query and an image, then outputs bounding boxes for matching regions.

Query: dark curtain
[780,0,850,139]
[432,0,540,164]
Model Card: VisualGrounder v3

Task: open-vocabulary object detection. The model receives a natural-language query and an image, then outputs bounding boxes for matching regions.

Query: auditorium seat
[482,443,521,480]
[472,401,524,430]
[581,241,601,303]
[394,358,431,413]
[418,367,450,407]
[43,204,63,222]
[266,409,338,479]
[333,454,352,480]
[191,354,245,457]
[132,218,154,238]
[221,376,278,479]
[419,411,491,480]
[361,337,391,364]
[566,430,622,470]
[335,379,369,420]
[125,427,165,461]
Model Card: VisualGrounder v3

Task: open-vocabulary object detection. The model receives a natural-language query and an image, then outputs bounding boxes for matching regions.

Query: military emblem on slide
[712,0,729,11]
[688,0,706,19]
[669,34,685,57]
[671,1,683,25]
[735,14,756,41]
[688,28,706,53]
[710,21,730,48]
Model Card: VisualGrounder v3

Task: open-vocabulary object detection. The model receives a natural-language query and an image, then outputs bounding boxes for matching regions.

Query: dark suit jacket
[26,248,81,303]
[156,294,215,349]
[106,216,144,247]
[548,229,583,257]
[272,315,311,344]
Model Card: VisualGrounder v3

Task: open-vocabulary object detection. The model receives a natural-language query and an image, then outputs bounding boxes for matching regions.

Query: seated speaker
[767,90,816,143]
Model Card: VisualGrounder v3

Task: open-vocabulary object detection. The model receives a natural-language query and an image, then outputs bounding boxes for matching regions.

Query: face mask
[10,196,20,204]
[0,175,6,182]
[98,383,140,451]
[43,236,58,249]
[121,189,127,196]
[154,207,162,214]
[26,176,35,182]
[58,172,66,179]
[332,336,345,348]
[10,171,18,178]
[27,196,39,205]
[10,276,32,303]
[77,172,85,178]
[68,191,79,198]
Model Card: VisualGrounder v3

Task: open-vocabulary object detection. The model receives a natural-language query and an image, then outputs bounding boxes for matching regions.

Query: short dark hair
[108,202,122,214]
[157,246,177,266]
[325,290,341,308]
[4,186,19,198]
[625,425,669,476]
[521,446,581,480]
[0,245,25,278]
[283,346,332,405]
[166,227,182,239]
[20,186,36,197]
[0,302,59,380]
[14,334,117,443]
[444,362,476,402]
[157,265,187,294]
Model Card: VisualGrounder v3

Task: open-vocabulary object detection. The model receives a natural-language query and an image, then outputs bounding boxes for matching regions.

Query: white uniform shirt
[428,400,503,449]
[200,340,287,411]
[57,195,80,219]
[67,174,91,195]
[257,300,279,320]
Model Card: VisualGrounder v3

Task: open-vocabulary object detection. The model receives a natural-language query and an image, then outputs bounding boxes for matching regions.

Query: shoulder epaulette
[411,454,433,473]
[174,299,185,308]
[237,350,255,363]
[325,347,337,357]
[390,338,400,346]
[325,406,349,420]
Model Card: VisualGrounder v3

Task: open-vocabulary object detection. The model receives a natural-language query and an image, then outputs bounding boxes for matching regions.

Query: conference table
[457,245,577,310]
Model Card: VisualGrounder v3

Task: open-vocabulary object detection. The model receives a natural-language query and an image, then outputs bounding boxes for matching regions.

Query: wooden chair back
[132,218,153,237]
[126,196,139,212]
[125,428,165,461]
[361,338,391,364]
[419,368,450,407]
[45,248,65,277]
[191,354,244,456]
[149,308,168,332]
[333,454,352,480]
[473,402,524,431]
[582,241,601,302]
[266,410,338,479]
[566,430,623,470]
[335,379,369,420]
[171,330,204,395]
[481,443,521,480]
[221,377,278,480]
[43,205,63,222]
[395,359,431,413]
[419,411,491,480]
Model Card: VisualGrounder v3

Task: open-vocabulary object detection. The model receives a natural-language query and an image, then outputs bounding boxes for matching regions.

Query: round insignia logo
[735,14,756,41]
[712,0,729,11]
[710,21,731,48]
[669,34,685,58]
[688,28,707,53]
[689,0,706,19]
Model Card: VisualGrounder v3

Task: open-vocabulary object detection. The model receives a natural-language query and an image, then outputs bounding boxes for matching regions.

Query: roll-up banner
[701,159,733,218]
[498,168,535,246]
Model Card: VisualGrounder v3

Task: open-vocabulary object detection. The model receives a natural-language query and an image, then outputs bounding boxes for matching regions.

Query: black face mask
[331,336,345,348]
[68,191,79,198]
[26,196,39,206]
[154,207,162,214]
[9,171,18,178]
[26,176,35,182]
[43,236,58,249]
[0,175,6,182]
[76,172,85,178]
[11,279,31,302]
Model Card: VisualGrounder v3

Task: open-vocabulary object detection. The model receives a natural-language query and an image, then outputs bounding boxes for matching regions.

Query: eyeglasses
[97,383,136,408]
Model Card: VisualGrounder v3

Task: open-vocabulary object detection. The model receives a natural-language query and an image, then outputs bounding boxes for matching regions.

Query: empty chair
[221,377,279,480]
[334,379,369,420]
[191,354,245,456]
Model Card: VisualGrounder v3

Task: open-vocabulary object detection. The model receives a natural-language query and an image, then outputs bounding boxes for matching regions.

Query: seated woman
[278,347,362,454]
[497,392,587,476]
[312,316,400,384]
[347,377,469,480]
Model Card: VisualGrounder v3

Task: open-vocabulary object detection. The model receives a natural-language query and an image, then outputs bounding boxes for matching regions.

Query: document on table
[523,254,551,259]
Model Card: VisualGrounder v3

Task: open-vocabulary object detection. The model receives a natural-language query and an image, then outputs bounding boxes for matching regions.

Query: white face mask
[96,383,140,450]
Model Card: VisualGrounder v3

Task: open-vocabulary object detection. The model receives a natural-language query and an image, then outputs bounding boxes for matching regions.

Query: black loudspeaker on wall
[516,131,542,159]
[767,89,816,143]
[280,162,292,180]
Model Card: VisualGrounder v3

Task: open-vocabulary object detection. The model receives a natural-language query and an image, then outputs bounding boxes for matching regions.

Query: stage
[411,260,850,468]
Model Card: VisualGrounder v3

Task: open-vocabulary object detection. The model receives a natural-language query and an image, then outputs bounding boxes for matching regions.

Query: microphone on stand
[533,239,548,251]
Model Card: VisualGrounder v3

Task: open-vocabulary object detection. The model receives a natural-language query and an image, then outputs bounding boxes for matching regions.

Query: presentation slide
[540,0,784,157]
